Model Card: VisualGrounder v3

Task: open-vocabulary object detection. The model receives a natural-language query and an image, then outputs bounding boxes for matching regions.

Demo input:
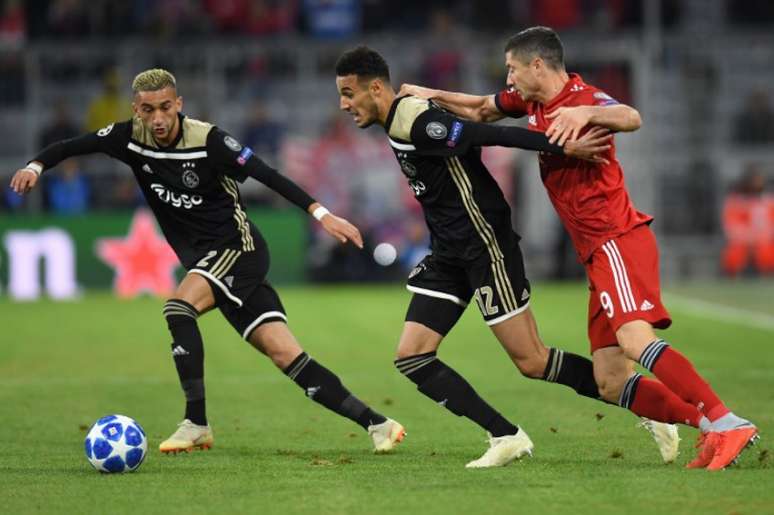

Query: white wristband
[312,206,330,221]
[25,162,43,176]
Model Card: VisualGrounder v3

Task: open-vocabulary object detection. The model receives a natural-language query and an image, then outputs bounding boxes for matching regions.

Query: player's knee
[615,321,655,359]
[395,328,441,360]
[395,342,427,361]
[248,322,300,368]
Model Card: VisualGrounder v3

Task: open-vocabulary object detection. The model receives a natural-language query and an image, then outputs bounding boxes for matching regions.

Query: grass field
[1,282,772,515]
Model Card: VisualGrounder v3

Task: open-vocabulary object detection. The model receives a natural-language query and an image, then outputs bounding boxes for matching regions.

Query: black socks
[395,352,518,437]
[542,347,601,400]
[164,299,207,425]
[284,352,387,430]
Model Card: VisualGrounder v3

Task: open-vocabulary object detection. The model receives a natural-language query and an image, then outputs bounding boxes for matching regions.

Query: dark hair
[335,45,391,83]
[504,26,564,70]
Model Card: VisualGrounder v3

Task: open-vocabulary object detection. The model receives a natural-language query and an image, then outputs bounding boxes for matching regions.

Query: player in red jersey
[400,26,758,470]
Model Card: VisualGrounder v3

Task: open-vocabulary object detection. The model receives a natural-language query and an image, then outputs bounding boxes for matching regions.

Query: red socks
[639,340,729,422]
[626,376,704,427]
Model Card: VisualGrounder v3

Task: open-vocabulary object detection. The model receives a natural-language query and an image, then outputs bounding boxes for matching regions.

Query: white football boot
[465,428,534,468]
[159,419,214,454]
[639,418,680,464]
[368,418,406,453]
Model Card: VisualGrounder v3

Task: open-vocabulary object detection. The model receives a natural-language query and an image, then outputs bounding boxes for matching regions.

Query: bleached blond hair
[132,68,177,94]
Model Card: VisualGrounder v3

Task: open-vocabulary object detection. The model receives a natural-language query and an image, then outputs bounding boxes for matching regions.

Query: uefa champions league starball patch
[224,136,242,152]
[426,122,448,139]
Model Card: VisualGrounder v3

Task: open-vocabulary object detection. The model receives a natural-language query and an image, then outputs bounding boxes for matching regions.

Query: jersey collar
[384,95,407,134]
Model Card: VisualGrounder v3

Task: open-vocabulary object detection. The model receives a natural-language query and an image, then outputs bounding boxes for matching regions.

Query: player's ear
[176,96,184,111]
[369,78,383,97]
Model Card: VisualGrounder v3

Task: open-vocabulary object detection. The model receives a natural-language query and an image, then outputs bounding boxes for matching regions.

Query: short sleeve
[494,90,528,118]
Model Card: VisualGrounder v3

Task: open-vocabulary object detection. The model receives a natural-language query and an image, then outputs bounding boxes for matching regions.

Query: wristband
[312,206,330,221]
[25,162,43,176]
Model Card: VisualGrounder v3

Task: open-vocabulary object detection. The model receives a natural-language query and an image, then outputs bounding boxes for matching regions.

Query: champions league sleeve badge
[224,135,243,152]
[426,121,448,140]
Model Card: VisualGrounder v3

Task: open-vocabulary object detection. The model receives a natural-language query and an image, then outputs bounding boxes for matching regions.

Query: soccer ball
[84,414,147,473]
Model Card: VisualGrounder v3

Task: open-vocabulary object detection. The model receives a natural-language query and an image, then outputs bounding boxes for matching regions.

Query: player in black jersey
[10,68,406,454]
[335,46,618,467]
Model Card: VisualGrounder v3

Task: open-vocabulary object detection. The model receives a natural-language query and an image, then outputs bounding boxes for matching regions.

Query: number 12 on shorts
[474,286,499,316]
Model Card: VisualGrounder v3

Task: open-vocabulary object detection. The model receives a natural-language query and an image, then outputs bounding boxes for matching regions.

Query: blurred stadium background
[0,0,773,303]
[1,3,773,513]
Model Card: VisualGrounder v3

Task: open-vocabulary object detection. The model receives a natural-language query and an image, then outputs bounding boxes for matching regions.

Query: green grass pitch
[1,283,772,514]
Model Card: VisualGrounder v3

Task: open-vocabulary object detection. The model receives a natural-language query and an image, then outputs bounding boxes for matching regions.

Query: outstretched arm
[399,84,505,123]
[409,110,611,163]
[245,164,363,248]
[545,104,642,145]
[209,129,363,248]
[10,123,129,195]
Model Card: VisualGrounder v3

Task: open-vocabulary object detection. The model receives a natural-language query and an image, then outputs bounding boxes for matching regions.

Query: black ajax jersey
[62,115,267,269]
[384,96,519,263]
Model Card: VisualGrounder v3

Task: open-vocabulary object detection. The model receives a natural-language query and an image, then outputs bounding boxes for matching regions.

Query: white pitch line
[664,292,774,332]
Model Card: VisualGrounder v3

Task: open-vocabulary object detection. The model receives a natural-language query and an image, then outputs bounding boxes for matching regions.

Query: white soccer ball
[84,414,147,473]
[373,242,397,266]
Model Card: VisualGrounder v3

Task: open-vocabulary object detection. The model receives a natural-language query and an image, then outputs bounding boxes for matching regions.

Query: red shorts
[585,224,671,352]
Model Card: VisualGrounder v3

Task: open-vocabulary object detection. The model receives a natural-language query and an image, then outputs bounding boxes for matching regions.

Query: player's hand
[398,83,437,100]
[9,167,40,195]
[562,126,612,164]
[320,213,364,249]
[545,106,593,145]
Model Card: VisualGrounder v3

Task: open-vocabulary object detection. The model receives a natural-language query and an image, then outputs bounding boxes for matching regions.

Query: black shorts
[406,241,531,333]
[188,247,287,341]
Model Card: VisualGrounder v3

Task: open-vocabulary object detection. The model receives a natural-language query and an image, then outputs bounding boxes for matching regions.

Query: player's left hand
[320,213,364,249]
[563,126,612,164]
[545,106,593,145]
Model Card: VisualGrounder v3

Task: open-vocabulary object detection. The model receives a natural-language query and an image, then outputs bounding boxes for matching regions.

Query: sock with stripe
[618,373,711,430]
[638,339,729,422]
[541,347,601,400]
[164,299,207,426]
[395,352,519,437]
[284,352,386,430]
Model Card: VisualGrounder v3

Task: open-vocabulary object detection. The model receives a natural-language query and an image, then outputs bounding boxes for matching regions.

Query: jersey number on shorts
[474,286,499,316]
[600,291,614,318]
[196,250,218,268]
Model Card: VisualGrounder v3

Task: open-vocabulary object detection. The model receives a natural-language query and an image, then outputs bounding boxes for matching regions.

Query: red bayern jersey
[494,73,652,262]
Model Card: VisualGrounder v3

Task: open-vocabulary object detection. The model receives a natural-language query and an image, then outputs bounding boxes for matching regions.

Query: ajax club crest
[181,162,199,188]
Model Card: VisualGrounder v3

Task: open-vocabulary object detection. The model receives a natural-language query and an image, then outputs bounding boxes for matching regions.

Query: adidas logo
[306,386,320,399]
[142,164,154,174]
[640,300,654,311]
[224,275,234,287]
[438,399,448,407]
[172,345,190,356]
[521,289,530,301]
